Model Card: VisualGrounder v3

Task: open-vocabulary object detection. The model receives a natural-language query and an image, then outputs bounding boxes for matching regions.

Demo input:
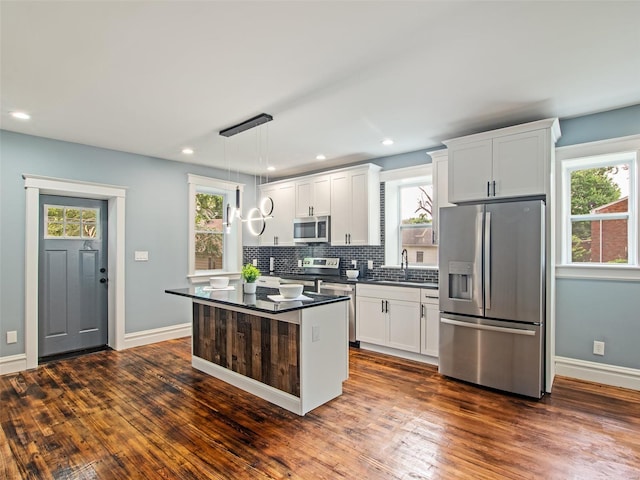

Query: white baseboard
[123,323,191,349]
[0,353,28,375]
[359,342,438,367]
[555,356,640,391]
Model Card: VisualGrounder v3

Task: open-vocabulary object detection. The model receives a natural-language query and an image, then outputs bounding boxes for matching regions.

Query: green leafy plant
[241,263,261,283]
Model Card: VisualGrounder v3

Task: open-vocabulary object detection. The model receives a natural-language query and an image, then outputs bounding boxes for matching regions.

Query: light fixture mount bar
[219,113,273,137]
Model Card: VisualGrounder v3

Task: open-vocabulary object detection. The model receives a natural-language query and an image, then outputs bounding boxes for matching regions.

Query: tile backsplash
[243,183,439,284]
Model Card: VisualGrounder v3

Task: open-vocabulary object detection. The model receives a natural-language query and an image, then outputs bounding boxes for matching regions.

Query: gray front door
[38,195,108,358]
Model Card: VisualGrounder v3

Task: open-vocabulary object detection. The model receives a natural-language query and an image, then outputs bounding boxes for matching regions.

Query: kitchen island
[165,283,350,415]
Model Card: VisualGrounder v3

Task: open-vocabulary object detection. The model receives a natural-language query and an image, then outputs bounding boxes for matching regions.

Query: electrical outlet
[297,259,302,267]
[351,259,357,267]
[593,340,605,356]
[367,260,374,269]
[252,258,258,266]
[7,331,17,344]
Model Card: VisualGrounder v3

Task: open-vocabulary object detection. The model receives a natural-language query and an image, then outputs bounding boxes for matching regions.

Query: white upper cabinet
[445,118,560,204]
[295,174,331,217]
[428,149,453,244]
[259,181,295,246]
[330,164,381,246]
[259,163,380,246]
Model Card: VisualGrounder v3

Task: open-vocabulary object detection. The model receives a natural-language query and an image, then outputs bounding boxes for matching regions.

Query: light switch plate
[368,260,374,269]
[7,331,17,344]
[134,251,149,261]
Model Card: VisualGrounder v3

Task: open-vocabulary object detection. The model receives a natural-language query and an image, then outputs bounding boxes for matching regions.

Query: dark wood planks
[1,337,639,479]
[192,303,300,396]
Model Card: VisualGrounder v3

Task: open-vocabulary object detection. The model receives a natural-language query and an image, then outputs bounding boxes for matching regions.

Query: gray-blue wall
[0,130,255,357]
[555,104,640,370]
[2,104,640,368]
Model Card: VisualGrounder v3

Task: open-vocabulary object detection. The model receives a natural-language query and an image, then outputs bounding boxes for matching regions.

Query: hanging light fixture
[219,113,274,236]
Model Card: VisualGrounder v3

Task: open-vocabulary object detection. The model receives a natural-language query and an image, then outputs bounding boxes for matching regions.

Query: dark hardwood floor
[1,337,639,479]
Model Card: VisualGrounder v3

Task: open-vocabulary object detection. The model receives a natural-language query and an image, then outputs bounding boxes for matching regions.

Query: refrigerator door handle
[441,318,536,336]
[484,211,491,310]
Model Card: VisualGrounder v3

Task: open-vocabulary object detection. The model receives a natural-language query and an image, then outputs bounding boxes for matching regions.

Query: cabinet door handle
[421,304,425,318]
[381,300,384,313]
[486,181,490,197]
[385,300,389,313]
[345,234,348,244]
[492,180,496,196]
[311,206,314,216]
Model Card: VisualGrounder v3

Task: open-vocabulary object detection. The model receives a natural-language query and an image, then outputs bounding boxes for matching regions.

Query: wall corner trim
[555,356,640,391]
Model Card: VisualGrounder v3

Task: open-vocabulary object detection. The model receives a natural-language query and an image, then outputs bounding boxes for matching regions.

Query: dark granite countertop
[165,282,349,314]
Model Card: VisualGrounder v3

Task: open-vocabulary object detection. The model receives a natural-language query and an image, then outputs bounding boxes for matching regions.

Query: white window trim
[383,164,435,267]
[555,134,640,280]
[187,174,243,282]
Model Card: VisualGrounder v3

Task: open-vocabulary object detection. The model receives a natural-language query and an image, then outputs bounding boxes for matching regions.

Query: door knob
[100,278,108,283]
[100,268,106,273]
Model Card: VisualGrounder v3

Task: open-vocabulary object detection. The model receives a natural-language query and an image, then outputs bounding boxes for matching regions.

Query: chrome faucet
[401,249,409,280]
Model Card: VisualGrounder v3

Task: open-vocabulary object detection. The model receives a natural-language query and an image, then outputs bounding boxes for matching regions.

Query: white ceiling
[2,1,639,178]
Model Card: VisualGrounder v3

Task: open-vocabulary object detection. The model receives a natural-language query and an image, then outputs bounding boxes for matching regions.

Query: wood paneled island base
[193,303,301,397]
[189,297,348,416]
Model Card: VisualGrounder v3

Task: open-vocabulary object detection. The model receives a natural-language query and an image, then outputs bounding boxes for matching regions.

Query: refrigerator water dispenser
[448,261,474,300]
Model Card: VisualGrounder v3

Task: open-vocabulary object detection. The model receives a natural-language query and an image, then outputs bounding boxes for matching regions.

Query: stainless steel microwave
[293,216,330,244]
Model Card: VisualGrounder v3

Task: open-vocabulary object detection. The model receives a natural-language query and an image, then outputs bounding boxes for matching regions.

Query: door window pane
[44,205,101,239]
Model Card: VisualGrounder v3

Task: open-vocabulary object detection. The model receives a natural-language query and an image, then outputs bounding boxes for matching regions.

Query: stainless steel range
[263,257,358,346]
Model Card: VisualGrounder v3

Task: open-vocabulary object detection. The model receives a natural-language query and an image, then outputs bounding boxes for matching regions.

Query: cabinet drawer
[421,288,439,304]
[356,284,420,302]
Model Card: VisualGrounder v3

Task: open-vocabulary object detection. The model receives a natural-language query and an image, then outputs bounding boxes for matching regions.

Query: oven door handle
[440,318,536,336]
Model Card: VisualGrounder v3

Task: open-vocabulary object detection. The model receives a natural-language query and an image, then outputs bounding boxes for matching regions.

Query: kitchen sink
[369,279,438,289]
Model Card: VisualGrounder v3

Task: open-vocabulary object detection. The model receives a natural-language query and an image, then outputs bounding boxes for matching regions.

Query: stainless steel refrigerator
[438,199,545,398]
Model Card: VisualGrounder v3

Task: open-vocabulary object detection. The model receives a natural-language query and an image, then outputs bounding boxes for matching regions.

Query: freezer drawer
[438,314,544,398]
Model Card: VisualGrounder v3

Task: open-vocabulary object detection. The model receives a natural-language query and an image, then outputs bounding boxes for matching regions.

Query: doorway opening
[23,175,126,370]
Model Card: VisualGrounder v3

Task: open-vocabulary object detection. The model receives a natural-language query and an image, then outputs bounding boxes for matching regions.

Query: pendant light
[219,113,274,236]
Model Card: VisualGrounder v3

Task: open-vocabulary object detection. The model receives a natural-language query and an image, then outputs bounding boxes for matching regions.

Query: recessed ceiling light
[11,111,31,120]
[316,154,326,161]
[267,166,276,172]
[181,148,194,155]
[381,138,394,146]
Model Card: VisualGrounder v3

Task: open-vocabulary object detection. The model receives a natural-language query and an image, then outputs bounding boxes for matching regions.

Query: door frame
[23,174,127,369]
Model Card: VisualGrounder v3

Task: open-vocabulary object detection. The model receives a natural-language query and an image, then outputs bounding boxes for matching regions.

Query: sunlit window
[562,151,636,265]
[399,183,435,265]
[188,174,242,279]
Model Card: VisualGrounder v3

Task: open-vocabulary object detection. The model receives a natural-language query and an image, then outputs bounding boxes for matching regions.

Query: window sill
[555,264,640,281]
[188,271,242,284]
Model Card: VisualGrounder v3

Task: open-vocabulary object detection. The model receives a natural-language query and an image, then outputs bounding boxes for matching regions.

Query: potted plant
[241,263,261,293]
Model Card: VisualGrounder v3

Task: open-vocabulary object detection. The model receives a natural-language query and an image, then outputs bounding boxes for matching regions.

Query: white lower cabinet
[356,284,421,353]
[420,289,439,357]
